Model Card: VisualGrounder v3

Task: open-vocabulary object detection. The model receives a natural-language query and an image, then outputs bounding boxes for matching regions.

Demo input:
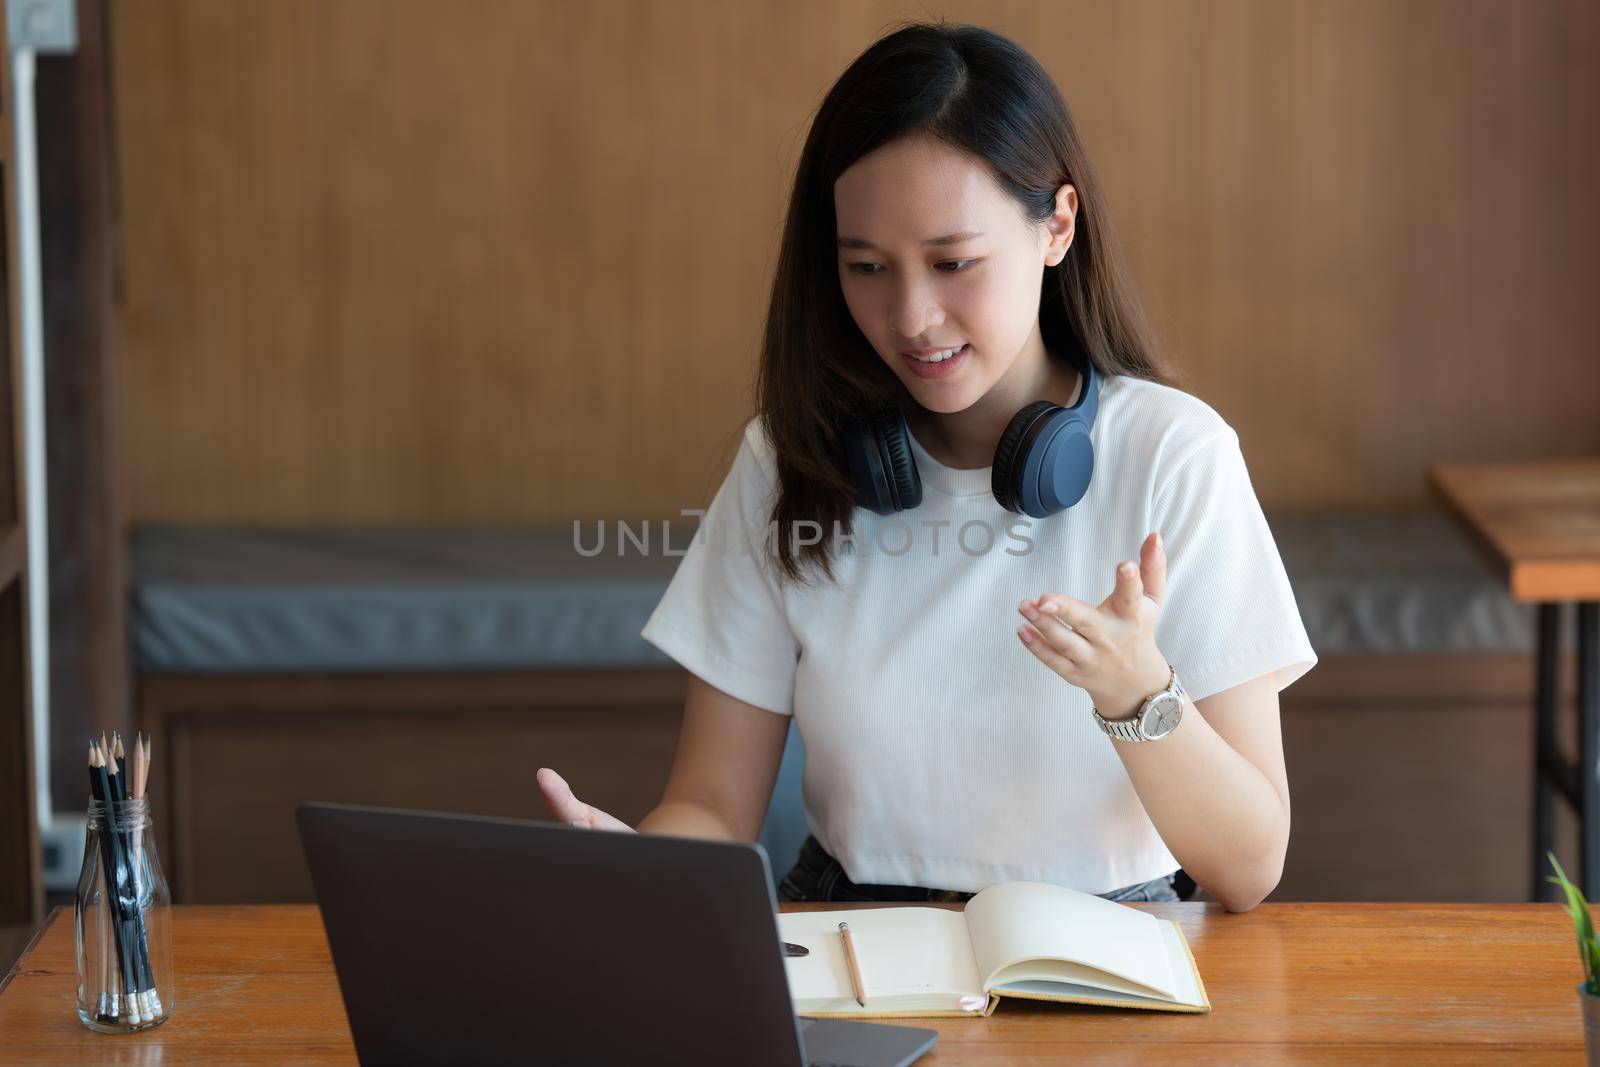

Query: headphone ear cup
[991,401,1059,513]
[845,408,922,514]
[871,409,922,512]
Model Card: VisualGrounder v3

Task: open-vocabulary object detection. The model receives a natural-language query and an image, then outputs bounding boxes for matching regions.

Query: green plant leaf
[1547,852,1600,993]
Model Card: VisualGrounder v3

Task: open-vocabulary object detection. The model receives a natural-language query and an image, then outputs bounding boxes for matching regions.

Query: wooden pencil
[135,733,151,798]
[88,742,111,1019]
[106,742,123,806]
[132,732,159,1014]
[838,921,867,1007]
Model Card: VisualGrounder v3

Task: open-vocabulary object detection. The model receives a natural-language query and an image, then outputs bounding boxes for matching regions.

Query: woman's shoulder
[1100,374,1239,471]
[716,416,782,522]
[743,413,777,457]
[738,414,781,484]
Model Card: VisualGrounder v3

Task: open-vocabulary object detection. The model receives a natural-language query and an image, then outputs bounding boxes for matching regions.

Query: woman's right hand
[536,767,637,833]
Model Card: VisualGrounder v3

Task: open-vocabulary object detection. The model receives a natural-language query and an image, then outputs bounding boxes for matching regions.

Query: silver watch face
[1139,692,1183,739]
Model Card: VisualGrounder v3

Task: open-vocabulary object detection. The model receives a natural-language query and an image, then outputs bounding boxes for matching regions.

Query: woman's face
[834,132,1075,415]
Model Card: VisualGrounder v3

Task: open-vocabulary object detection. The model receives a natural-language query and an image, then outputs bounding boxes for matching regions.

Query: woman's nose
[889,281,945,341]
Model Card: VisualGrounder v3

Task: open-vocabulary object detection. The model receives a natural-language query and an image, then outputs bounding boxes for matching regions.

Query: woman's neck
[909,342,1082,471]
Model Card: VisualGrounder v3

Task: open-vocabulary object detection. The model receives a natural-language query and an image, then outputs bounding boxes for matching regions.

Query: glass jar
[74,797,174,1033]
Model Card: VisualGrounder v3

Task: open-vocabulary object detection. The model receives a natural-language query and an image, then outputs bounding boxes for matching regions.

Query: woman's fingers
[1141,531,1166,605]
[1110,560,1144,619]
[1025,595,1101,642]
[1020,604,1095,663]
[536,767,637,833]
[536,767,586,823]
[1019,621,1082,679]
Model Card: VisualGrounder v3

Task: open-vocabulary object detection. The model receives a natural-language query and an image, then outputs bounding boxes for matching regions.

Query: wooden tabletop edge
[0,907,63,994]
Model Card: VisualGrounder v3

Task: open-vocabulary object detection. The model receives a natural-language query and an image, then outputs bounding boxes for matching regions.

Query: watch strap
[1098,714,1147,743]
[1093,663,1181,742]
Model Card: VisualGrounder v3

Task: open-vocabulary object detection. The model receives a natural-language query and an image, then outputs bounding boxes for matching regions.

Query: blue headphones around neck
[844,351,1100,519]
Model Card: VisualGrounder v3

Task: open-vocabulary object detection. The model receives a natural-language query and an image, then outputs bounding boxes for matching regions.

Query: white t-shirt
[640,373,1317,894]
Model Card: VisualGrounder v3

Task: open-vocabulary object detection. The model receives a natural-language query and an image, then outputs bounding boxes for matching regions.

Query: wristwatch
[1093,664,1187,743]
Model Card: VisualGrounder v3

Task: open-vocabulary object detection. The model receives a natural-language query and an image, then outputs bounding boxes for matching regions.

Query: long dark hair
[756,19,1181,587]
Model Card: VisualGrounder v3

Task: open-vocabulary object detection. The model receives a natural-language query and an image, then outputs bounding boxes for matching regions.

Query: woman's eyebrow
[837,230,985,251]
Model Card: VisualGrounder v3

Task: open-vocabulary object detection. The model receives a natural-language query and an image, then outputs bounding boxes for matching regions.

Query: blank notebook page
[964,881,1176,998]
[778,907,984,1006]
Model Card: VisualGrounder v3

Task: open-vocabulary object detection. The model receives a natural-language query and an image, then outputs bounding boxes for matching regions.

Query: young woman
[538,21,1315,913]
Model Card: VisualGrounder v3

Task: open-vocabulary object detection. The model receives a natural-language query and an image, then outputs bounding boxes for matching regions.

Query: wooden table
[0,903,1593,1063]
[1430,458,1600,899]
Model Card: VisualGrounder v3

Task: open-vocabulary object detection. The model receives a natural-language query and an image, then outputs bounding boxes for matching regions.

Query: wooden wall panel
[137,669,689,903]
[40,0,130,812]
[107,0,1600,523]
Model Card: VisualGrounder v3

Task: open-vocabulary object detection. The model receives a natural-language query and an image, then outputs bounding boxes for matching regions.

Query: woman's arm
[1099,671,1289,912]
[638,673,793,840]
[1018,531,1291,913]
[540,672,791,841]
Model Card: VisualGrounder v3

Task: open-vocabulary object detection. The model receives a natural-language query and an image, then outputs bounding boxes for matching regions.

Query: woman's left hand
[1017,530,1173,718]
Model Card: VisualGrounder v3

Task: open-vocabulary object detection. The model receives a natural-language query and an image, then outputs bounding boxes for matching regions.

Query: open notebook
[777,880,1209,1019]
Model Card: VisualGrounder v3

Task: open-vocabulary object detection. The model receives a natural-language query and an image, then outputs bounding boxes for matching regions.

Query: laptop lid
[296,802,807,1066]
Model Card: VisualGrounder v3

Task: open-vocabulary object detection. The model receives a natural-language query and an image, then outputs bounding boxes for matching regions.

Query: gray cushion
[130,511,1545,674]
[1272,511,1545,655]
[131,524,690,672]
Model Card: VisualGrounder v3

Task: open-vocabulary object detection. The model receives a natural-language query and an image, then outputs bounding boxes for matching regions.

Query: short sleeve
[1152,429,1318,701]
[639,422,799,715]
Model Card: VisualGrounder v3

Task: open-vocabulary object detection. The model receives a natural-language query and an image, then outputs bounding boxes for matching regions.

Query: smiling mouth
[904,343,969,364]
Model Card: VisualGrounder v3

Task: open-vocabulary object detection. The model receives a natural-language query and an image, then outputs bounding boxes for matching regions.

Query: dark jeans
[777,834,1181,904]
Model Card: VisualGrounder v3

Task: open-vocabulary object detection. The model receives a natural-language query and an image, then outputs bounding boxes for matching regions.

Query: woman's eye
[846,260,977,275]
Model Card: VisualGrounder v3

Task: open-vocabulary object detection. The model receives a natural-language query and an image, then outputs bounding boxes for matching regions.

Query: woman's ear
[1044,183,1078,267]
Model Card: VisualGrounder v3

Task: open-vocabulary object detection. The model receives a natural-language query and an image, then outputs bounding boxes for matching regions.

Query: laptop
[296,802,939,1066]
